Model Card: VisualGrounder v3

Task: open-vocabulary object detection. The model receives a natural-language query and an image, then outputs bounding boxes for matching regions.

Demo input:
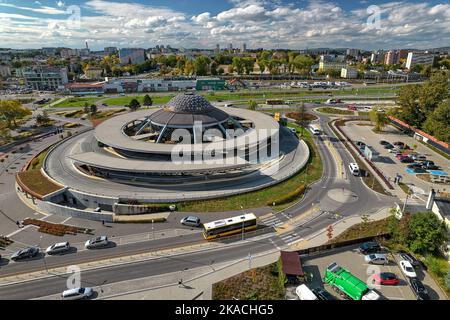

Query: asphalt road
[0,110,396,299]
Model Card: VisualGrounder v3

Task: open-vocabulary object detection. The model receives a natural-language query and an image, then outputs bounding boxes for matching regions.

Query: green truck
[323,262,380,300]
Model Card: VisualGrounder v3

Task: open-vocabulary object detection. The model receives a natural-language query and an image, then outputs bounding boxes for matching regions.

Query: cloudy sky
[0,0,449,50]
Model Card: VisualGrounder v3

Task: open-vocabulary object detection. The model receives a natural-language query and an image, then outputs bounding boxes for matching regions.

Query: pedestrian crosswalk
[279,231,303,245]
[259,215,284,227]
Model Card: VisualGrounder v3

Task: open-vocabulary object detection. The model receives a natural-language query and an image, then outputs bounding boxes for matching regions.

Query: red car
[372,272,400,285]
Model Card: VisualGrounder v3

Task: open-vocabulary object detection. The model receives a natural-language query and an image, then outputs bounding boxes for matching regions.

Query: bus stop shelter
[280,251,304,283]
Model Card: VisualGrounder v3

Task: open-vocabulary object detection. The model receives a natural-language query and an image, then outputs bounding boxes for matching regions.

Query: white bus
[309,124,321,136]
[202,213,257,240]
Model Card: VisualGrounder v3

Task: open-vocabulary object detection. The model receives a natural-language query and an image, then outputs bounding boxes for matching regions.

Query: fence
[332,119,394,190]
[296,233,391,256]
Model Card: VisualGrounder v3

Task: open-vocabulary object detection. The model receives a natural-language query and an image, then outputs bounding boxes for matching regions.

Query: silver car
[364,253,389,265]
[61,287,93,300]
[180,216,201,227]
[46,242,70,255]
[85,236,108,249]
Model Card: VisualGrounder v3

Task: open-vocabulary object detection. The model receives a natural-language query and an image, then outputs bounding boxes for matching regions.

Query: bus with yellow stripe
[202,213,258,240]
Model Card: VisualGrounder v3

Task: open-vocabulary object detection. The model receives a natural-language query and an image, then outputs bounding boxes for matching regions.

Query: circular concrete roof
[95,107,279,155]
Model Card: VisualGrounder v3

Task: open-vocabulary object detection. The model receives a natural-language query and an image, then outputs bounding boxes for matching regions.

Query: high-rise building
[228,43,233,52]
[346,48,360,57]
[384,50,397,65]
[406,52,435,69]
[22,66,68,91]
[241,43,247,53]
[118,48,146,65]
[104,47,118,55]
[215,44,220,54]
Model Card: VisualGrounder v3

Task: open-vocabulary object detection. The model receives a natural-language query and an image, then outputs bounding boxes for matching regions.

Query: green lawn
[317,107,354,115]
[53,97,101,108]
[176,124,322,212]
[102,95,174,106]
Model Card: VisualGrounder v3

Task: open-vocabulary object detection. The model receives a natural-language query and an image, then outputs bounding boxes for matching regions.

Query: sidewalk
[289,206,391,250]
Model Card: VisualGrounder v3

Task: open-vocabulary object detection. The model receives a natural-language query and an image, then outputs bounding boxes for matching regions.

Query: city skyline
[0,0,449,51]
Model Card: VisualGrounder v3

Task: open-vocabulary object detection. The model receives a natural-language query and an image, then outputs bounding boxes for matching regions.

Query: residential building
[104,47,118,55]
[22,66,68,91]
[41,47,58,56]
[406,52,435,69]
[384,50,397,65]
[341,67,358,79]
[0,65,11,78]
[119,48,146,65]
[346,49,360,57]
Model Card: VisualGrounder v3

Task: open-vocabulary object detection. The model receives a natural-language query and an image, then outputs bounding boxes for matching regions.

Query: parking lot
[341,121,450,197]
[299,244,446,300]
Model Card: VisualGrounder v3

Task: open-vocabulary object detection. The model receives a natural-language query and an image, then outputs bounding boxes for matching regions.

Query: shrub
[276,257,287,288]
[268,185,306,206]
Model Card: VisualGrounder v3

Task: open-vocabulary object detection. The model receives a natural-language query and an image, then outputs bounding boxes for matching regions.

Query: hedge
[267,185,306,206]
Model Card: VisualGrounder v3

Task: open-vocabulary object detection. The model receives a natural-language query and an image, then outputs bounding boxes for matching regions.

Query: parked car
[311,288,335,300]
[46,242,70,255]
[372,272,400,285]
[295,284,318,300]
[400,157,414,163]
[398,250,421,268]
[85,236,109,249]
[61,287,94,300]
[396,154,408,160]
[364,253,389,265]
[407,163,423,169]
[180,216,201,227]
[393,141,405,147]
[11,247,39,261]
[359,241,381,254]
[399,260,417,278]
[411,155,426,162]
[379,140,390,146]
[384,143,395,150]
[410,278,430,300]
[389,148,400,153]
[355,141,366,147]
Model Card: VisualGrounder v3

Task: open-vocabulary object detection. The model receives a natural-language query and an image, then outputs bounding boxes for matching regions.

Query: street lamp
[240,205,245,241]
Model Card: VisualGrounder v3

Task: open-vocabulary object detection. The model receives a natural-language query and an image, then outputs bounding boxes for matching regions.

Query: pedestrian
[102,220,105,226]
[16,221,20,228]
[178,279,183,287]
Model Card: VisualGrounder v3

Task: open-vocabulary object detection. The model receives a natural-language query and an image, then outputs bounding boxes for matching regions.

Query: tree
[248,100,258,111]
[90,104,97,114]
[369,108,389,132]
[232,57,245,75]
[83,103,90,114]
[406,212,448,255]
[0,100,32,128]
[293,55,314,75]
[418,71,449,115]
[128,99,141,111]
[0,120,10,143]
[194,56,210,76]
[396,84,425,128]
[35,110,51,126]
[143,94,153,106]
[422,99,450,143]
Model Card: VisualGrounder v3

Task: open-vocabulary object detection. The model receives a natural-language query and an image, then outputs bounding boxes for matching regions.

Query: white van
[309,124,321,136]
[296,284,318,300]
[348,163,360,176]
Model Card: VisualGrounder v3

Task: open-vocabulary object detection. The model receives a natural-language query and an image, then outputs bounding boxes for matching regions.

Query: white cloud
[0,0,448,50]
